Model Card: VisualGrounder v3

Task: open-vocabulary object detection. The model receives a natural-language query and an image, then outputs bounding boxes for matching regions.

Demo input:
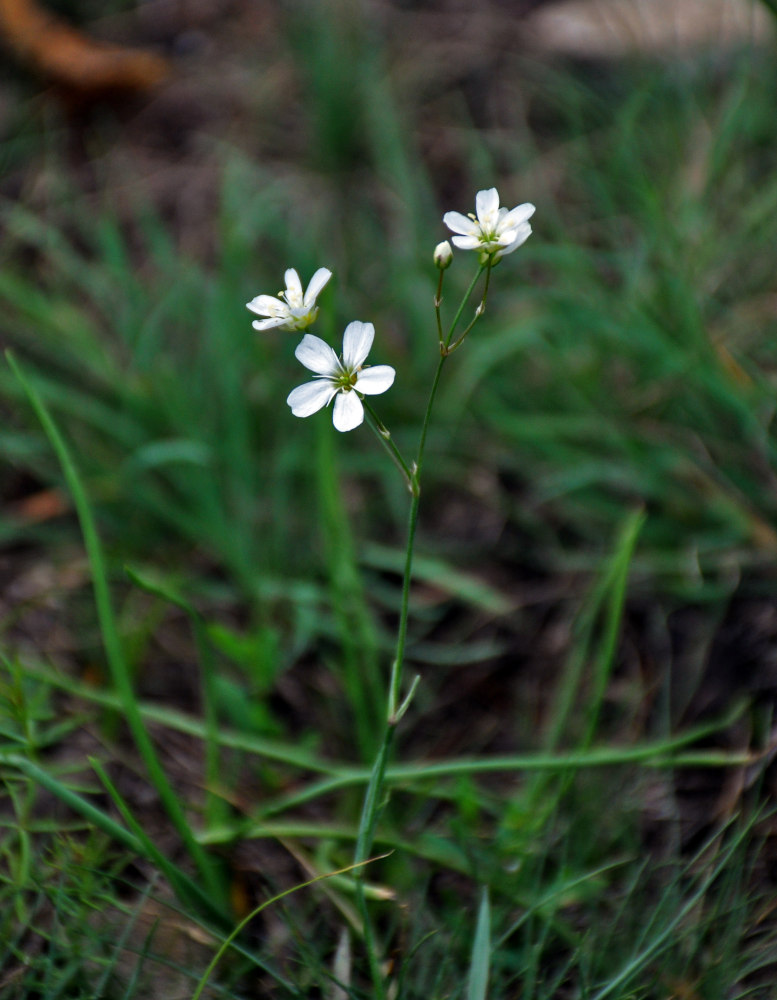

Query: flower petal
[354,365,395,395]
[303,267,332,307]
[451,235,481,251]
[342,321,374,369]
[284,268,303,302]
[247,295,287,317]
[332,390,364,432]
[475,188,500,226]
[499,203,535,230]
[499,222,532,252]
[443,211,478,236]
[287,379,337,417]
[295,334,340,375]
[252,317,288,331]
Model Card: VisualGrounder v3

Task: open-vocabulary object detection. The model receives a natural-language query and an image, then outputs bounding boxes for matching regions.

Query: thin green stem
[353,350,446,999]
[447,259,494,353]
[444,263,486,349]
[191,857,373,1000]
[353,730,396,1000]
[353,259,490,995]
[363,399,414,488]
[387,347,448,717]
[434,267,445,346]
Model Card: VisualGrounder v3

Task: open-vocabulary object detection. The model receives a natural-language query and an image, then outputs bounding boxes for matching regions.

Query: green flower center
[334,369,358,392]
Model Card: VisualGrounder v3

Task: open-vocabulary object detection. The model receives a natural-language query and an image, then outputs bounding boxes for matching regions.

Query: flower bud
[433,240,453,270]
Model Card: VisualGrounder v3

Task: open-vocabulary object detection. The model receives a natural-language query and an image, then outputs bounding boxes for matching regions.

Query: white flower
[246,267,332,331]
[443,188,535,262]
[286,321,395,433]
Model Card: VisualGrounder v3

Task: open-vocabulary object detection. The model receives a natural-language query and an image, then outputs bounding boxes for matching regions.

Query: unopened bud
[433,240,453,270]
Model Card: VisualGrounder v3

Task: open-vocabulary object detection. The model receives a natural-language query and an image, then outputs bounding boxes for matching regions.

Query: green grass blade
[124,566,227,832]
[583,506,647,748]
[467,888,491,1000]
[191,859,371,1000]
[0,752,142,854]
[89,757,228,931]
[90,877,156,1000]
[6,351,228,913]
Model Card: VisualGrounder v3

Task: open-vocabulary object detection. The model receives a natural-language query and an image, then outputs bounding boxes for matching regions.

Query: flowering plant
[246,186,534,998]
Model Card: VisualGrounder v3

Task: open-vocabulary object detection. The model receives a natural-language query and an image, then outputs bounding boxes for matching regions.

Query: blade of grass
[191,857,378,1000]
[0,752,143,855]
[124,566,228,832]
[255,711,751,819]
[6,351,228,914]
[16,657,351,776]
[90,877,157,1000]
[505,506,646,846]
[120,911,159,1000]
[467,888,491,1000]
[591,817,755,1000]
[0,751,228,930]
[89,757,228,930]
[582,506,646,747]
[543,507,646,754]
[13,654,750,799]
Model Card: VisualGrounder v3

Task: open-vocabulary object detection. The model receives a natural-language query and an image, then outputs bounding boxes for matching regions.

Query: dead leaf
[0,0,169,97]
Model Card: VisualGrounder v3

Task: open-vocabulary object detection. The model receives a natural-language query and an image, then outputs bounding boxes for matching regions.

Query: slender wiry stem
[363,400,414,489]
[447,259,494,353]
[389,265,485,702]
[434,267,445,347]
[444,263,486,350]
[387,349,443,714]
[353,260,490,996]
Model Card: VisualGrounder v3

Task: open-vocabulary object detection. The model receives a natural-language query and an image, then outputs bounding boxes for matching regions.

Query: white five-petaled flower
[443,188,535,262]
[287,321,395,433]
[246,267,332,331]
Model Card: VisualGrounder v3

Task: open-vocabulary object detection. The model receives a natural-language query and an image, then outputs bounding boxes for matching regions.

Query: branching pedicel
[246,185,534,997]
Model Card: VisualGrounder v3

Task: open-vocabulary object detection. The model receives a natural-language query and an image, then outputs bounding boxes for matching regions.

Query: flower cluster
[246,268,395,433]
[246,187,533,431]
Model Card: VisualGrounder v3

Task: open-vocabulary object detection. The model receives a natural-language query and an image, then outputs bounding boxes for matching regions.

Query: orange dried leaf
[0,0,169,95]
